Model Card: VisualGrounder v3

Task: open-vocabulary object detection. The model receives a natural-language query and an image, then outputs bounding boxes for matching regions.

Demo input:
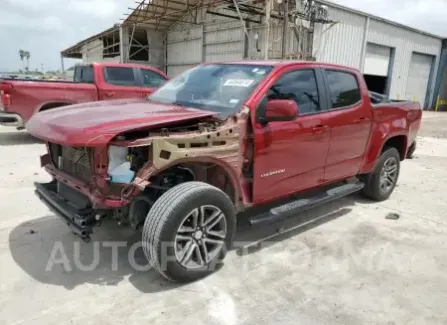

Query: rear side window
[267,69,321,115]
[325,70,361,109]
[73,66,94,83]
[141,69,167,88]
[104,67,137,86]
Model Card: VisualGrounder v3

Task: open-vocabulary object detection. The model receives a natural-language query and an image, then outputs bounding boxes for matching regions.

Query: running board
[249,182,365,226]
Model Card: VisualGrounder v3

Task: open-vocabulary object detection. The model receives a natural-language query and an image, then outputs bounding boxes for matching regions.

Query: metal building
[62,0,443,109]
[120,0,443,108]
[60,24,165,71]
[312,1,442,109]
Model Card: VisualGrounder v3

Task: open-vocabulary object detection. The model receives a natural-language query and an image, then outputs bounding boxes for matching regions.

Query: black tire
[361,147,401,201]
[142,181,237,283]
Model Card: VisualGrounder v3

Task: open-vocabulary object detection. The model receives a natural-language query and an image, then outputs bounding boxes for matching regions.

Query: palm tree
[18,50,25,70]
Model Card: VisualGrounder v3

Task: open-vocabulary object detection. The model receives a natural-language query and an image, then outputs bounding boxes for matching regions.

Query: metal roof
[121,0,444,38]
[60,25,120,58]
[122,0,200,30]
[120,0,245,30]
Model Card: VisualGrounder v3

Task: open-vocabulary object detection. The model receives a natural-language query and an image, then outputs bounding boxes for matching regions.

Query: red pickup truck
[28,60,421,282]
[0,62,168,129]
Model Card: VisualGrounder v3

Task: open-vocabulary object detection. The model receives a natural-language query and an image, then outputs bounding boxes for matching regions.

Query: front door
[99,66,142,100]
[322,68,373,182]
[252,67,332,204]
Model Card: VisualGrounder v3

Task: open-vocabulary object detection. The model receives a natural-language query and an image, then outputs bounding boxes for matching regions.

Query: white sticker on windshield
[223,79,254,87]
[229,99,239,104]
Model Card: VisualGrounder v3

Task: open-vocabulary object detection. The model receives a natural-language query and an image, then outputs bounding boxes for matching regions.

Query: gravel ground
[1,112,447,325]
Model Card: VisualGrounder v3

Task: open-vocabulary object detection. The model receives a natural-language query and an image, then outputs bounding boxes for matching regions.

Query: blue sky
[0,0,445,72]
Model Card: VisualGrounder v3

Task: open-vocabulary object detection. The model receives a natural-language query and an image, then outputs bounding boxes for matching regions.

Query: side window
[104,67,137,86]
[325,70,361,109]
[73,66,93,83]
[141,69,167,88]
[82,67,94,83]
[267,69,321,115]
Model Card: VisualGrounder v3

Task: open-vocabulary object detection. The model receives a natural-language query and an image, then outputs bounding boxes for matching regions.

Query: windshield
[148,64,274,119]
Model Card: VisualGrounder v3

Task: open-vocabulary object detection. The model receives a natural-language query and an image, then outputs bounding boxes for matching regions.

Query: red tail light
[0,82,12,107]
[0,82,12,93]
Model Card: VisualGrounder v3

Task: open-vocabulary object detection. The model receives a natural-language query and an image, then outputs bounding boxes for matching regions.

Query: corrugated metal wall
[313,6,366,69]
[204,20,244,62]
[313,3,442,106]
[249,23,284,59]
[166,9,246,77]
[248,22,313,60]
[147,29,166,70]
[166,26,203,77]
[367,19,441,103]
[82,40,104,63]
[160,2,442,105]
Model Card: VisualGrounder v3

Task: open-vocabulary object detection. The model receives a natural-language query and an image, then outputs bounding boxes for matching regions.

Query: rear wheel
[361,147,400,201]
[142,181,236,282]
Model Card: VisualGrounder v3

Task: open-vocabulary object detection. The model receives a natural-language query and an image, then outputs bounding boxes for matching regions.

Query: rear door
[253,66,332,203]
[99,66,142,100]
[322,68,372,182]
[137,68,169,98]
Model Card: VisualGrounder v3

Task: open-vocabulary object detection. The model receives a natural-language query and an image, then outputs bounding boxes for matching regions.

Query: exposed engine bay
[101,108,252,229]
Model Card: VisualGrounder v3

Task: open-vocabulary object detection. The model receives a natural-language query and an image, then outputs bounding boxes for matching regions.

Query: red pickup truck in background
[29,60,421,283]
[0,62,168,129]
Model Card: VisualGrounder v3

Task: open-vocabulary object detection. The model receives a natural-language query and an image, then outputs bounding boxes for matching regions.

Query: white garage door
[405,52,433,107]
[364,43,392,77]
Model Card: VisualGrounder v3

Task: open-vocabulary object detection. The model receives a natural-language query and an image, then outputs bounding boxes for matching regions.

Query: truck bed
[0,80,98,124]
[372,99,422,153]
[0,77,73,84]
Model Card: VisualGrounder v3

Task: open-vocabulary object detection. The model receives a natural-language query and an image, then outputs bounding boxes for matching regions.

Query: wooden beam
[119,19,172,28]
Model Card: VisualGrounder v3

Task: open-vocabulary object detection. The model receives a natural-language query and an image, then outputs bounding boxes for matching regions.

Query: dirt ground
[1,112,447,325]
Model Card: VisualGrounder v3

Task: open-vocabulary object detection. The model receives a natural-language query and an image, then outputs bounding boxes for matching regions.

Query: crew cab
[28,60,422,283]
[0,62,168,129]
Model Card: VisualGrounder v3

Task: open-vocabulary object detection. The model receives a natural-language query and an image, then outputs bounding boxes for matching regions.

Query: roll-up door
[364,43,392,77]
[405,52,434,107]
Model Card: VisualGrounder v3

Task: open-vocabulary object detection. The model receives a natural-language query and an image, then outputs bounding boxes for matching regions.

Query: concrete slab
[0,116,447,325]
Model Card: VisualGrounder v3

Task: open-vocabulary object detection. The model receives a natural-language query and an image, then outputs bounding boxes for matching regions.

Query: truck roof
[86,62,160,70]
[212,60,361,73]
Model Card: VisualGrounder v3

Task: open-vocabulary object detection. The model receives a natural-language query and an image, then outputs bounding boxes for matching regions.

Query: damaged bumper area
[34,162,131,240]
[41,163,129,208]
[34,181,96,241]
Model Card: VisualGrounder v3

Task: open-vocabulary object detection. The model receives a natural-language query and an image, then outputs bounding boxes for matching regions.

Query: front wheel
[361,147,401,201]
[142,182,236,283]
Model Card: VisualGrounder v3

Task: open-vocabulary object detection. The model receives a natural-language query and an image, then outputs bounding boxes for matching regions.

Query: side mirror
[262,99,299,123]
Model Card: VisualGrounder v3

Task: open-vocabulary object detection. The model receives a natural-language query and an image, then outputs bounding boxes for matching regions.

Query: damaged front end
[34,108,252,241]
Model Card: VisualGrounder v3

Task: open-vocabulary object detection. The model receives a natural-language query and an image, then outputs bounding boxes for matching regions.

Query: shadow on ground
[9,194,367,293]
[0,130,43,146]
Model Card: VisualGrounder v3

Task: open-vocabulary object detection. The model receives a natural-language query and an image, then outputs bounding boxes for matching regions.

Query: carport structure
[120,0,332,76]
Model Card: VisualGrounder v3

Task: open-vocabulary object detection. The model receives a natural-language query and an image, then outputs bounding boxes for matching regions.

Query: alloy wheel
[379,157,398,193]
[174,205,227,269]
